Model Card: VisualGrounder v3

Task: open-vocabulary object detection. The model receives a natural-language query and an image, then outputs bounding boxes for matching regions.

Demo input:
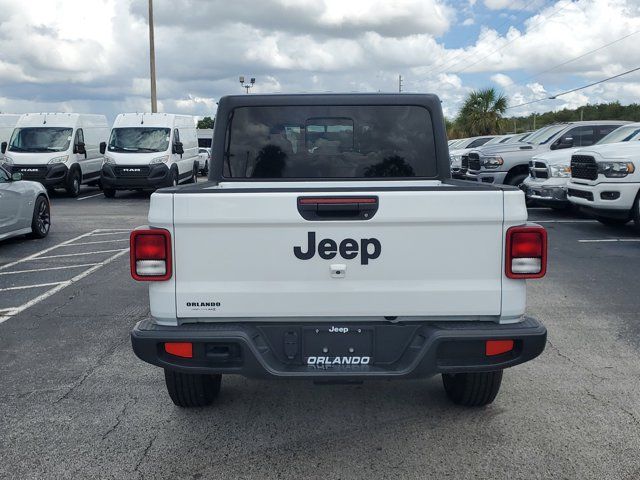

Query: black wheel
[508,174,532,206]
[203,161,209,177]
[103,188,116,198]
[442,370,503,407]
[170,168,179,187]
[186,163,197,184]
[164,369,221,408]
[631,193,640,233]
[30,195,50,238]
[595,216,629,226]
[65,168,81,197]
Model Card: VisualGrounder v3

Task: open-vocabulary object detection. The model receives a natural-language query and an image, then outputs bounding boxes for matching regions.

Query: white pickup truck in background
[567,141,640,230]
[130,94,548,409]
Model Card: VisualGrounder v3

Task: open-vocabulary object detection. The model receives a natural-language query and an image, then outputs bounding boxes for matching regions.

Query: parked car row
[449,121,640,231]
[0,112,211,199]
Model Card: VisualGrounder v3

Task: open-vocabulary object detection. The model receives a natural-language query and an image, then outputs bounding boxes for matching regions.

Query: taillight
[505,225,547,279]
[130,229,172,281]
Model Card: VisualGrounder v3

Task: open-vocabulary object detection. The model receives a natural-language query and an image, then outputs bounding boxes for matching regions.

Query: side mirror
[75,141,86,156]
[1,142,6,154]
[552,136,574,150]
[173,141,184,156]
[99,142,106,155]
[11,172,22,181]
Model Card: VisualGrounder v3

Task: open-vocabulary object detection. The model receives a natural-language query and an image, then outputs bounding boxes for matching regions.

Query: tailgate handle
[297,196,379,221]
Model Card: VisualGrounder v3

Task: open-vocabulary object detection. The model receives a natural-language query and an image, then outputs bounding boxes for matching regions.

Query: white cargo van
[0,114,21,163]
[100,113,199,198]
[1,113,109,197]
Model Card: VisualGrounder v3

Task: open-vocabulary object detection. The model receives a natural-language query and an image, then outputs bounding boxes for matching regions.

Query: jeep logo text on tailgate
[294,232,381,265]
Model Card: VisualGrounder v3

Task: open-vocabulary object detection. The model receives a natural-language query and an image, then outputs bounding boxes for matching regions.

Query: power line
[430,0,545,77]
[506,66,640,110]
[451,0,575,76]
[522,29,640,82]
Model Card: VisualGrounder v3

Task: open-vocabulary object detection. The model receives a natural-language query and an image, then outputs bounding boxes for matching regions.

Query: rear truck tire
[103,188,116,198]
[442,370,503,407]
[30,195,50,238]
[632,193,640,233]
[170,167,178,187]
[164,369,221,408]
[65,167,81,197]
[595,216,629,226]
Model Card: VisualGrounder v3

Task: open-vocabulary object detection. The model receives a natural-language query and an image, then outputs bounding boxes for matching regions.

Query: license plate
[303,326,373,367]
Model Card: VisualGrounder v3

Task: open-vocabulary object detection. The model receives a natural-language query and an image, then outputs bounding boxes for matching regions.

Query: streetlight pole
[148,0,158,113]
[239,76,256,94]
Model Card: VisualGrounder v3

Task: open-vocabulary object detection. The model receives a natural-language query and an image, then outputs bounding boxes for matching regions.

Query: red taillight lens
[130,229,172,281]
[134,234,166,259]
[506,225,547,279]
[165,342,193,358]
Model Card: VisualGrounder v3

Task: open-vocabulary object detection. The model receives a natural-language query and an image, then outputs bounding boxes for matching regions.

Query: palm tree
[456,88,508,137]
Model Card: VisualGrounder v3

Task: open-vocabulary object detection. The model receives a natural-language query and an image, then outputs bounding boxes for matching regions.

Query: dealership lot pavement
[1,189,639,480]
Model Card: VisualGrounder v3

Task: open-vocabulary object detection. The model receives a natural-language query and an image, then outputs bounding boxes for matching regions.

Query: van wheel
[164,370,221,408]
[595,216,628,226]
[30,195,50,238]
[66,168,81,197]
[103,188,116,198]
[187,163,197,184]
[442,371,503,407]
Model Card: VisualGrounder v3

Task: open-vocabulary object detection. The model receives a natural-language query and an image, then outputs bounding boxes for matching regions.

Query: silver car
[0,166,50,241]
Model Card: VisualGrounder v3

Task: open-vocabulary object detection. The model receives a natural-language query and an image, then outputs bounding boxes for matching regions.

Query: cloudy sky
[1,0,639,122]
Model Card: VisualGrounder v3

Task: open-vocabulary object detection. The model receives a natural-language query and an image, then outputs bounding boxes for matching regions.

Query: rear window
[223,105,437,179]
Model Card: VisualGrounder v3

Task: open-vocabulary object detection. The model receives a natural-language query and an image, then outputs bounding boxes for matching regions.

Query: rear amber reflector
[165,342,193,358]
[485,340,514,356]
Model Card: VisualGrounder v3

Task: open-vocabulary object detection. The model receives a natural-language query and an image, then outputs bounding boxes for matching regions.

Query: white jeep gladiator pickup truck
[130,94,547,408]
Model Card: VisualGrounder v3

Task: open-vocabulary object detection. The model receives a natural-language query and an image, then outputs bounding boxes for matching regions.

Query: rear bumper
[131,318,547,379]
[101,164,171,190]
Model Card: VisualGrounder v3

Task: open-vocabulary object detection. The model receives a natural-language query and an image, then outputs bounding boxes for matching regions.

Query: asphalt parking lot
[1,186,639,480]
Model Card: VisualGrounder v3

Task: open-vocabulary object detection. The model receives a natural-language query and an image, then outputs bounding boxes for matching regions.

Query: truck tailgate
[172,188,505,319]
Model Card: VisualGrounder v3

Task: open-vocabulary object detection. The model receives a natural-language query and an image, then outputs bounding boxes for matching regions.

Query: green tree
[197,116,214,129]
[456,88,508,137]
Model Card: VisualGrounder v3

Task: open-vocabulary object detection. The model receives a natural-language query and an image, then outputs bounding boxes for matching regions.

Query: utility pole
[148,0,157,113]
[533,113,536,130]
[398,75,403,93]
[580,107,584,121]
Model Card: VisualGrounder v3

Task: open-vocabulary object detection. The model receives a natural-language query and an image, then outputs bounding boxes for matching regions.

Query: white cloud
[0,0,639,122]
[462,18,475,26]
[483,0,546,10]
[491,73,513,87]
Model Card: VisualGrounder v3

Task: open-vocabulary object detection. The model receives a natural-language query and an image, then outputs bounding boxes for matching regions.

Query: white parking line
[77,193,103,201]
[36,248,128,260]
[0,249,129,324]
[0,281,64,292]
[578,238,640,243]
[0,230,98,271]
[0,264,99,276]
[62,239,129,247]
[90,231,131,237]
